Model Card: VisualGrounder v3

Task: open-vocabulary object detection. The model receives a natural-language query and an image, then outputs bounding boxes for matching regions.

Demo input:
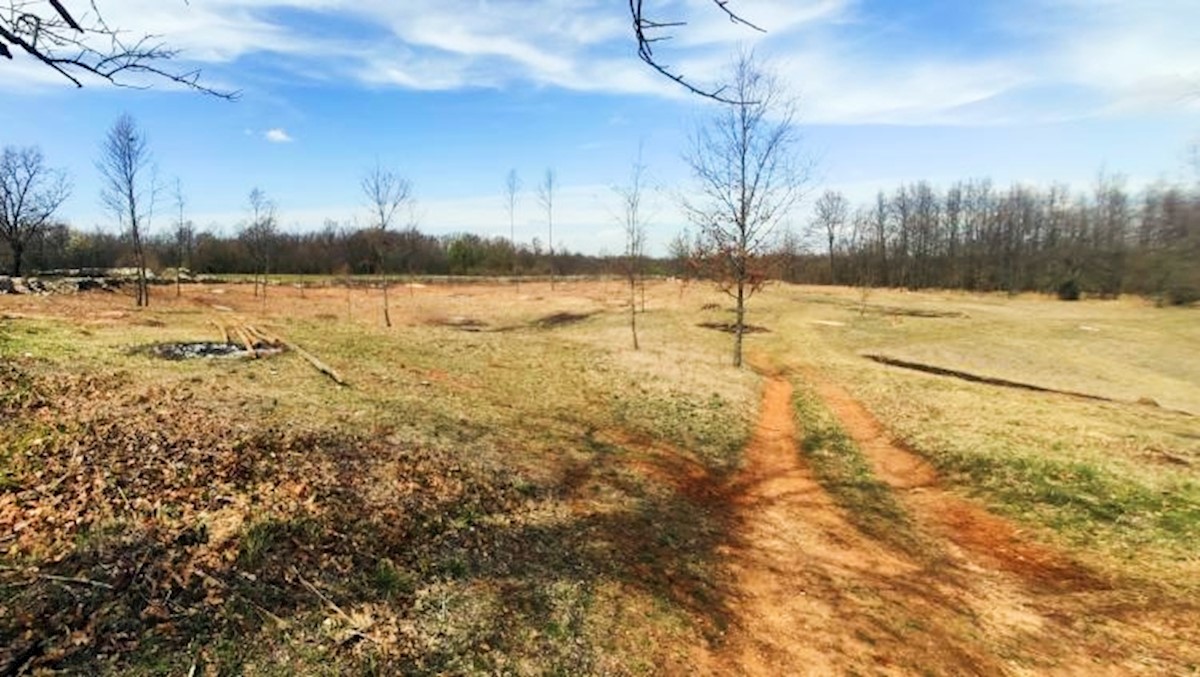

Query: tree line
[0,217,671,280]
[788,176,1200,305]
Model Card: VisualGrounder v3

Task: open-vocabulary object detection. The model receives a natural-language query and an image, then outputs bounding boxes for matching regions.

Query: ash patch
[139,342,283,361]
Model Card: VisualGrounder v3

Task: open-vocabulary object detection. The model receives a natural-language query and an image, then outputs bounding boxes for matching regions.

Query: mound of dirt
[534,311,597,328]
[697,321,770,334]
[430,316,489,331]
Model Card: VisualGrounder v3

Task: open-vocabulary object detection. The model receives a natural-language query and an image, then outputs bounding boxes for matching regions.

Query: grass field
[1,279,1197,674]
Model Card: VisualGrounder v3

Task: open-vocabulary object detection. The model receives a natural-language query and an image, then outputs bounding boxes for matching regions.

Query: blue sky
[3,0,1198,255]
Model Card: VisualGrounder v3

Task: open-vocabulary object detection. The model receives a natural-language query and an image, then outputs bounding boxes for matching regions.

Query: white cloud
[8,0,1199,125]
[265,128,294,143]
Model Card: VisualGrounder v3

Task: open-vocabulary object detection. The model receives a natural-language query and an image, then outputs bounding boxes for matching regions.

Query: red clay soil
[807,374,1104,592]
[694,370,1200,675]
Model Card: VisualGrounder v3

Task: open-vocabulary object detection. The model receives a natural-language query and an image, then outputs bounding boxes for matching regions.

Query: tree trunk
[135,245,148,307]
[828,234,836,285]
[10,243,23,277]
[383,278,392,328]
[629,274,639,350]
[733,279,745,368]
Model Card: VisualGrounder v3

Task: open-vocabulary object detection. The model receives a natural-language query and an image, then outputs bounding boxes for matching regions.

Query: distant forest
[775,176,1199,305]
[2,176,1197,305]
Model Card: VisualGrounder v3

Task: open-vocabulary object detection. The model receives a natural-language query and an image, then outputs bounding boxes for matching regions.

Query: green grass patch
[791,383,923,556]
[932,446,1200,559]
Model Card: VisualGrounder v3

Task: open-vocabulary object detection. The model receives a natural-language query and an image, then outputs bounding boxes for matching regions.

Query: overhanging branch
[629,0,765,104]
[0,1,237,98]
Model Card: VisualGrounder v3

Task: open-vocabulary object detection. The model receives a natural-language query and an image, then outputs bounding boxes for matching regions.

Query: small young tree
[505,169,521,288]
[537,168,556,289]
[98,113,157,307]
[361,162,414,327]
[0,146,71,277]
[683,52,809,367]
[614,153,649,349]
[242,187,277,301]
[171,178,193,297]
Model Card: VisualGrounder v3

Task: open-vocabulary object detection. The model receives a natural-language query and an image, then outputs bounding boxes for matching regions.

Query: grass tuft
[791,383,923,556]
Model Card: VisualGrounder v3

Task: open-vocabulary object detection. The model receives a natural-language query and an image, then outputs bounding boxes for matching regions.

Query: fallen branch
[233,326,257,359]
[210,320,229,345]
[39,573,114,589]
[293,568,375,644]
[0,568,114,590]
[289,342,347,386]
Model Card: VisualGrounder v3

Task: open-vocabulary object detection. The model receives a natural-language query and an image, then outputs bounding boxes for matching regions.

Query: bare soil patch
[697,322,770,334]
[864,352,1194,416]
[534,311,597,328]
[711,376,995,675]
[803,370,1200,670]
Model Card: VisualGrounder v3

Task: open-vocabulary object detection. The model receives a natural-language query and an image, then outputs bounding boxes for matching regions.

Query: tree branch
[0,1,237,98]
[629,0,765,104]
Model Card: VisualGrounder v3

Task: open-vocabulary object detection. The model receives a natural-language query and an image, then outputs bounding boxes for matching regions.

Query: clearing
[1,280,1197,674]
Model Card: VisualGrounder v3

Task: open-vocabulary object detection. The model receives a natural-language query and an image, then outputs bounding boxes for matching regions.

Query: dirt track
[706,368,1200,675]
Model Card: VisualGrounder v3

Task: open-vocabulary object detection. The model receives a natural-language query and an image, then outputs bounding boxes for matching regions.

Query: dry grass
[0,280,755,674]
[753,284,1200,586]
[3,279,1199,673]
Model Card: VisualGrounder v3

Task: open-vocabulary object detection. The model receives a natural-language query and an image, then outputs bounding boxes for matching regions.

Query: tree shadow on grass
[1,410,742,675]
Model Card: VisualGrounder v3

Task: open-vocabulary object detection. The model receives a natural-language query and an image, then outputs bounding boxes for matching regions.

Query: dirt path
[702,369,1200,675]
[713,376,995,675]
[716,377,905,674]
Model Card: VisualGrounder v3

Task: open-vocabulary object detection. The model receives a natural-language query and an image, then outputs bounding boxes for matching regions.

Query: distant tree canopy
[2,175,1196,306]
[786,177,1200,305]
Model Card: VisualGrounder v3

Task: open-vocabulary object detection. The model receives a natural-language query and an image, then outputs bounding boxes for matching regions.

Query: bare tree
[98,113,157,307]
[0,0,234,97]
[171,177,192,297]
[0,145,70,277]
[812,189,848,285]
[505,169,521,287]
[361,162,413,327]
[241,187,277,301]
[614,151,649,349]
[537,168,556,290]
[629,0,765,103]
[684,52,809,367]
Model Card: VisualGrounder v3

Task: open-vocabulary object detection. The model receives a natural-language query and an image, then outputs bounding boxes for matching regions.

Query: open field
[2,279,1198,675]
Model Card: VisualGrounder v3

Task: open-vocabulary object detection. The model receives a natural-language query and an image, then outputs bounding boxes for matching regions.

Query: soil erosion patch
[698,322,770,334]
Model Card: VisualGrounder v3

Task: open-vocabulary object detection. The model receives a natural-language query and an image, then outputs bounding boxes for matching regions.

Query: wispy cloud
[9,0,1199,125]
[265,128,294,143]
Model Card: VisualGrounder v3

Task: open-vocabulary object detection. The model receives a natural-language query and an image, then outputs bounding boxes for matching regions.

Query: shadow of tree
[1,382,743,675]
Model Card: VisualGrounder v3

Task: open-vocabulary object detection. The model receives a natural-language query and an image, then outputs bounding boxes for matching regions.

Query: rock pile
[0,276,124,295]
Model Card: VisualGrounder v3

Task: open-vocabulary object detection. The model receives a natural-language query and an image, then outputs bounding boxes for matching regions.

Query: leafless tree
[505,169,521,287]
[241,187,277,301]
[812,189,848,285]
[98,113,157,307]
[629,0,765,103]
[0,145,70,277]
[614,151,649,349]
[361,162,413,327]
[0,0,234,96]
[537,168,556,290]
[171,177,192,297]
[684,52,809,367]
